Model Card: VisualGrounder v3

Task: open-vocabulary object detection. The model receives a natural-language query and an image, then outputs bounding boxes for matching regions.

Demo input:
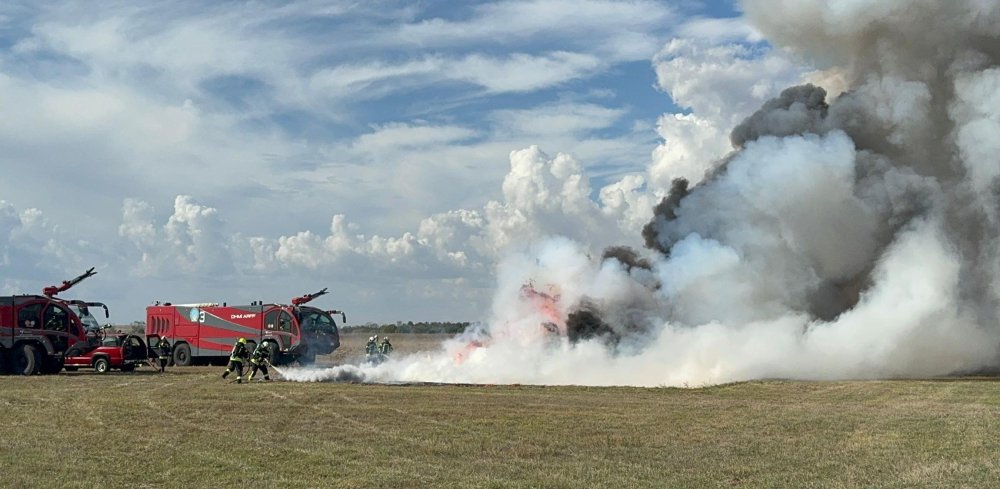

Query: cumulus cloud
[119,196,234,277]
[648,37,807,188]
[0,200,109,295]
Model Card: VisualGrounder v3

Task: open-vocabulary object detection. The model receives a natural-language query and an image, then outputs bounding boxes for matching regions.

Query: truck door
[263,308,295,352]
[42,303,73,353]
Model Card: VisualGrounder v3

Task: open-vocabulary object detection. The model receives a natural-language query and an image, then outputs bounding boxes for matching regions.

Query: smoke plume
[281,0,1000,386]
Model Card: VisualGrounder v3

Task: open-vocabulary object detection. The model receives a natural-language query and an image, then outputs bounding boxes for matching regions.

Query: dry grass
[0,333,998,488]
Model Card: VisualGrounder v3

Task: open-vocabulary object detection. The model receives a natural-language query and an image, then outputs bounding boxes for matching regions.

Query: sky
[0,0,804,324]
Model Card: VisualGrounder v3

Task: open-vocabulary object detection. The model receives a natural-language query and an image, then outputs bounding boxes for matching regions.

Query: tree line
[344,321,473,335]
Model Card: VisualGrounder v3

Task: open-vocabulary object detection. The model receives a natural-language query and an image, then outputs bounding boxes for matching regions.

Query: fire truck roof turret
[43,267,97,297]
[291,287,328,306]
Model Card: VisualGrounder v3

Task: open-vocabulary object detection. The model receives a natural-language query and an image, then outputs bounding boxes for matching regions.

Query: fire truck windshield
[298,308,337,334]
[69,305,101,333]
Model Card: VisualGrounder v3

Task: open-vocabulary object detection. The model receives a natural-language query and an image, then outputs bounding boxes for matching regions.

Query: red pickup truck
[63,333,153,373]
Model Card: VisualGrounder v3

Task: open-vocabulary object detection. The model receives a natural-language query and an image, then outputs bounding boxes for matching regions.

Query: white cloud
[451,51,602,93]
[674,16,762,43]
[647,37,807,188]
[489,102,627,137]
[397,0,674,59]
[0,200,108,291]
[119,196,234,277]
[351,123,479,151]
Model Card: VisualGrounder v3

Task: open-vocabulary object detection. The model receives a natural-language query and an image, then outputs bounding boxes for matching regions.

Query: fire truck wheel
[173,343,192,367]
[94,358,110,373]
[300,350,316,365]
[40,357,64,374]
[12,344,42,375]
[264,341,280,365]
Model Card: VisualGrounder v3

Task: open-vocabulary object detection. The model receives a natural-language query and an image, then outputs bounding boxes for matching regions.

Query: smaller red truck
[63,330,152,373]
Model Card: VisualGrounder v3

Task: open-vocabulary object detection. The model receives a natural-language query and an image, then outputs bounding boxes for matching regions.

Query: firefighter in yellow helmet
[247,341,272,381]
[222,337,250,383]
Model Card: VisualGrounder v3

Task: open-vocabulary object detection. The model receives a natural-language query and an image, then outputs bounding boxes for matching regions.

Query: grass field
[1,333,998,488]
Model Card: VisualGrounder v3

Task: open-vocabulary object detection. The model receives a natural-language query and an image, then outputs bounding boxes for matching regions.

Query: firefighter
[365,335,379,357]
[247,341,271,381]
[380,336,393,357]
[156,336,171,373]
[222,337,250,383]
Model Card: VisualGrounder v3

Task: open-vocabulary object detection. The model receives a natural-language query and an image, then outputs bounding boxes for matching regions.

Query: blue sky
[0,0,812,324]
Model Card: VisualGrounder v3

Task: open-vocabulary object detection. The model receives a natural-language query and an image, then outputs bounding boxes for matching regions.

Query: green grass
[1,350,998,488]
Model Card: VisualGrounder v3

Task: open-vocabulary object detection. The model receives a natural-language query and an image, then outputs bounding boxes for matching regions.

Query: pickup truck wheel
[173,343,192,367]
[11,344,42,375]
[94,358,110,373]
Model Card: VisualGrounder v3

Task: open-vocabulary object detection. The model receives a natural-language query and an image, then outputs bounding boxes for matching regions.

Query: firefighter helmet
[238,337,247,344]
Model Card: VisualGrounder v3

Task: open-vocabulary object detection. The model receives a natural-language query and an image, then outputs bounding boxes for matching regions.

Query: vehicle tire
[173,343,192,367]
[300,350,316,365]
[120,364,136,372]
[11,344,42,375]
[0,348,6,374]
[93,357,110,373]
[40,357,64,374]
[265,341,280,366]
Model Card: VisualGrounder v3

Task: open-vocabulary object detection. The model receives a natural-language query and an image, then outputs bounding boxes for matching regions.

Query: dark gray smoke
[730,84,830,148]
[616,0,999,380]
[600,246,652,271]
[637,0,1000,330]
[566,300,619,345]
[641,178,689,253]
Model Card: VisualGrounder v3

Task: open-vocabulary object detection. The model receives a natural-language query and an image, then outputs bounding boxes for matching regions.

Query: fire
[519,281,565,335]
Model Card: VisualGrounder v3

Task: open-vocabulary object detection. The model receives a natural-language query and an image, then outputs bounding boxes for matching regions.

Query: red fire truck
[0,268,100,375]
[145,288,343,366]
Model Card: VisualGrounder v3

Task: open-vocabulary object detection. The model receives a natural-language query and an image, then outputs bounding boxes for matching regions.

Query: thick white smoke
[282,0,1000,386]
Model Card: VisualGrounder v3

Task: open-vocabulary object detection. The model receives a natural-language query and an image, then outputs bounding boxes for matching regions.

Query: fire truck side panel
[146,304,297,361]
[194,306,262,357]
[0,296,14,349]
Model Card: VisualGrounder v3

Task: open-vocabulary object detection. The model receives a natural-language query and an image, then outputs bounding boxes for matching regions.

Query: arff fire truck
[145,288,344,366]
[0,268,101,375]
